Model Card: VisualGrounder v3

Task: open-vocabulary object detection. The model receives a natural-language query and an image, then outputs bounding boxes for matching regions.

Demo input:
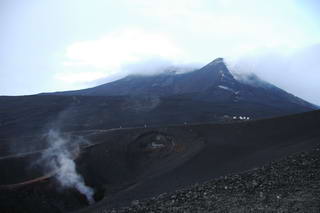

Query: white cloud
[64,28,183,69]
[226,44,320,105]
[54,28,184,89]
[57,28,184,85]
[56,0,319,87]
[128,0,319,59]
[54,71,107,84]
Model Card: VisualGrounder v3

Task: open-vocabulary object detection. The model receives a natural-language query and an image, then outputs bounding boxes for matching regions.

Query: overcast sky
[1,0,320,104]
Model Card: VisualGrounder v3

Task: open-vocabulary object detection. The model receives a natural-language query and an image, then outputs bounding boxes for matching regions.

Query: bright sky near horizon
[1,0,320,103]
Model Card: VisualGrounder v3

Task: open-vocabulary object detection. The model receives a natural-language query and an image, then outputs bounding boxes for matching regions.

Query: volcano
[0,57,319,212]
[45,58,316,111]
[0,58,316,142]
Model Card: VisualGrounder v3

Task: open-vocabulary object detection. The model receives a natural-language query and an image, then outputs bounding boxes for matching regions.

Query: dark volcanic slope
[44,58,315,112]
[73,109,320,213]
[106,146,320,213]
[0,110,319,213]
[0,93,313,154]
[0,58,316,147]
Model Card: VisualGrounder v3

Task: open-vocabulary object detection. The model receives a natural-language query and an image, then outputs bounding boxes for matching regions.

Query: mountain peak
[41,57,316,112]
[201,58,227,71]
[199,57,235,81]
[206,57,224,66]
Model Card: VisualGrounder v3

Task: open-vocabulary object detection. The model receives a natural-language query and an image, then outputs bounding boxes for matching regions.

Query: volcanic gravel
[101,145,320,213]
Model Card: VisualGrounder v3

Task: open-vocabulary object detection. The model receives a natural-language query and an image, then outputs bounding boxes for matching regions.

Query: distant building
[232,116,251,121]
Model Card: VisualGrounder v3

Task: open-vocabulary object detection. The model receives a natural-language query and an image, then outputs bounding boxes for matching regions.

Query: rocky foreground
[101,145,320,213]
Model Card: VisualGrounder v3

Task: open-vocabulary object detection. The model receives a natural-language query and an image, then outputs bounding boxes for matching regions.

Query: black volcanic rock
[105,146,320,213]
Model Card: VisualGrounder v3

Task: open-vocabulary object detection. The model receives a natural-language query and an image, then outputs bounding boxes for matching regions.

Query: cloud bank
[57,28,184,84]
[226,44,320,105]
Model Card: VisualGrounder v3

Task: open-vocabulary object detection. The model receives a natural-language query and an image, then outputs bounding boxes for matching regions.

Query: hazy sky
[1,0,320,104]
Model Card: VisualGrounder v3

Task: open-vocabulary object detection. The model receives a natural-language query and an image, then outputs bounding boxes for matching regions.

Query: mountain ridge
[0,57,316,141]
[40,58,316,110]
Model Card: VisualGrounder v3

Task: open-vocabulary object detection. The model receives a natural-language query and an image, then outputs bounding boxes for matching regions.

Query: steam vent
[0,126,204,212]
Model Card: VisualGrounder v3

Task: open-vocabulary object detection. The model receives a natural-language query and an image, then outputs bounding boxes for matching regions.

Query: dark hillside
[0,110,319,212]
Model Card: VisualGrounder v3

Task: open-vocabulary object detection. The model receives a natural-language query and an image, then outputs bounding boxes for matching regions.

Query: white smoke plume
[40,130,95,204]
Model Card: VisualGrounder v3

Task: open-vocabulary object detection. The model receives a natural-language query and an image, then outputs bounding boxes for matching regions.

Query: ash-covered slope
[44,58,315,111]
[78,109,320,212]
[1,109,319,213]
[0,92,313,148]
[106,146,320,213]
